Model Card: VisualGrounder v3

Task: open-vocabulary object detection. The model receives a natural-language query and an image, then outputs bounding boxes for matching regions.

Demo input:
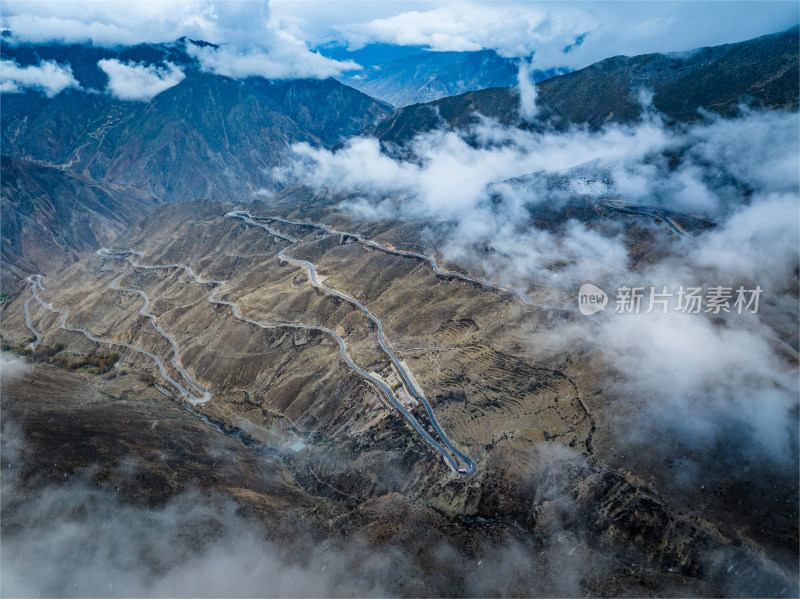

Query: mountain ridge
[1,41,392,203]
[339,49,563,107]
[1,156,155,292]
[366,26,800,145]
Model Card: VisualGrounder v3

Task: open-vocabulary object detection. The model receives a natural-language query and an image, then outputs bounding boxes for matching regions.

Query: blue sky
[2,1,798,76]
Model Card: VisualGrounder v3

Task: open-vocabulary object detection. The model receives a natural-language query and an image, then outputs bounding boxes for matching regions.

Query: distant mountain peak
[366,26,799,144]
[336,49,564,107]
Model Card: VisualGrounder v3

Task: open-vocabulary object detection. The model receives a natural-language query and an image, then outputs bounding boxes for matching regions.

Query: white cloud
[0,481,368,597]
[97,59,185,101]
[517,57,538,121]
[0,59,79,97]
[338,3,593,60]
[276,112,675,220]
[186,36,359,80]
[2,0,361,81]
[582,306,798,461]
[276,109,799,457]
[689,193,799,294]
[335,1,798,69]
[276,110,798,254]
[0,354,29,381]
[2,2,795,78]
[1,0,222,47]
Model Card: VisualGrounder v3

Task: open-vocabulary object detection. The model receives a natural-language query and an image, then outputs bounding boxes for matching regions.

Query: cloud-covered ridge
[2,1,361,82]
[336,2,798,69]
[276,103,799,467]
[98,59,185,101]
[0,59,79,97]
[186,38,359,80]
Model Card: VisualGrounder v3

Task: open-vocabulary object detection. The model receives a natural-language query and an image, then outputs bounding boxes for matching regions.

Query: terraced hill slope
[2,197,796,596]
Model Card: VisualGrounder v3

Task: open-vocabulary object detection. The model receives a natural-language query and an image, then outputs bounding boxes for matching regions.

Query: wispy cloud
[0,59,79,97]
[98,59,185,101]
[517,58,539,121]
[186,37,359,80]
[0,354,29,381]
[276,104,799,467]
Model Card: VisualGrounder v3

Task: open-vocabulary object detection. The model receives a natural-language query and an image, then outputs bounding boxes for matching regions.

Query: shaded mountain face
[368,27,800,145]
[1,40,199,91]
[338,49,562,107]
[1,41,392,203]
[1,157,155,293]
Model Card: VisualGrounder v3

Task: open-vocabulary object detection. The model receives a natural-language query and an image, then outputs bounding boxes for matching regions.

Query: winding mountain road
[24,274,210,404]
[252,213,564,308]
[602,200,689,237]
[109,271,212,403]
[247,211,644,292]
[17,204,690,475]
[23,276,43,349]
[225,213,477,474]
[97,248,475,475]
[21,208,645,475]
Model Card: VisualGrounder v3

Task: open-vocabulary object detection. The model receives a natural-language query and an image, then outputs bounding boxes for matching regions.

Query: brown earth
[1,197,796,596]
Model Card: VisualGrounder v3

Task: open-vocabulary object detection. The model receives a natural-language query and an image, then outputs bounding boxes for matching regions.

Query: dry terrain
[2,197,797,597]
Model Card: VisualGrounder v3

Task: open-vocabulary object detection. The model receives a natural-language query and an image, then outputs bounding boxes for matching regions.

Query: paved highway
[247,212,644,291]
[21,208,642,475]
[226,212,476,474]
[109,270,212,403]
[253,213,564,308]
[24,274,209,404]
[602,200,689,237]
[98,247,474,474]
[23,275,43,349]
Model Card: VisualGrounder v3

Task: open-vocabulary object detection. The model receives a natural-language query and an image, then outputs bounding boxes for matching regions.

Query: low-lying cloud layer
[1,482,359,597]
[0,419,597,597]
[277,101,799,466]
[276,106,798,279]
[0,59,80,96]
[0,354,29,381]
[98,59,186,101]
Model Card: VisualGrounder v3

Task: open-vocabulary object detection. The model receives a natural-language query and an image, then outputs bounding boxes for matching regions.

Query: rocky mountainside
[2,197,795,595]
[1,41,392,203]
[339,49,560,107]
[1,23,797,597]
[1,157,155,293]
[368,27,799,145]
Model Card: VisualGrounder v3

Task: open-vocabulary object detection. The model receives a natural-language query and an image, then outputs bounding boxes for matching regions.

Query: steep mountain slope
[1,41,392,203]
[339,50,559,107]
[2,196,795,596]
[1,157,155,292]
[368,27,799,145]
[1,39,198,91]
